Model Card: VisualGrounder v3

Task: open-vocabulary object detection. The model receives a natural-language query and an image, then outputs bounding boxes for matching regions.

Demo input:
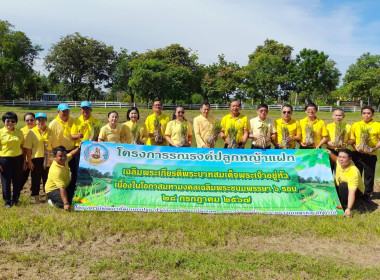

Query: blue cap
[80,101,92,108]
[35,112,47,119]
[58,103,70,111]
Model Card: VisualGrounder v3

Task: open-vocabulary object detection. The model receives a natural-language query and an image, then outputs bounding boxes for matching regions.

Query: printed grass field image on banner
[73,141,344,215]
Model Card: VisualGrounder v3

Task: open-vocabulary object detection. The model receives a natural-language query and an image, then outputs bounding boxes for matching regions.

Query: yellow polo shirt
[250,116,277,146]
[0,127,24,157]
[45,154,73,194]
[21,126,32,139]
[193,115,216,148]
[124,121,148,144]
[145,113,170,146]
[49,116,75,150]
[71,115,101,145]
[300,117,328,148]
[335,161,364,194]
[165,120,193,146]
[98,124,122,143]
[350,120,380,155]
[23,127,53,159]
[274,118,301,149]
[119,123,132,144]
[221,113,249,144]
[326,122,352,150]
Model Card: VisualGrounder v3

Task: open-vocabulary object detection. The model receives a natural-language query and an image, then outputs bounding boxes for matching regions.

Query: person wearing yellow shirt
[326,109,352,172]
[250,104,277,149]
[165,106,192,147]
[220,100,249,149]
[71,101,101,144]
[193,102,216,148]
[122,107,146,144]
[24,113,52,204]
[274,105,301,149]
[328,149,364,217]
[300,103,328,149]
[21,113,36,190]
[0,112,25,208]
[98,111,123,143]
[349,106,380,203]
[145,100,170,146]
[45,145,81,211]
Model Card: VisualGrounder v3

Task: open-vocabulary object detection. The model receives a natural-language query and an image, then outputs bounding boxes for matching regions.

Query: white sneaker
[48,199,54,207]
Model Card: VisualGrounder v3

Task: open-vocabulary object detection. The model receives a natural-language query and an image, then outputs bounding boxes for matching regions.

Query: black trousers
[328,148,339,174]
[21,168,30,190]
[0,155,24,206]
[30,157,49,196]
[66,152,79,204]
[352,152,377,196]
[47,189,64,208]
[336,182,363,209]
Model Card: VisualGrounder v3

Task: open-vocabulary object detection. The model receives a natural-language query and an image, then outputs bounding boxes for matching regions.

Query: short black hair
[127,107,140,120]
[53,146,67,156]
[305,103,318,111]
[257,104,268,110]
[361,106,374,114]
[107,111,119,118]
[338,149,352,158]
[200,101,210,108]
[282,104,293,111]
[2,112,18,123]
[333,108,345,115]
[153,99,163,106]
[229,100,241,107]
[24,112,35,121]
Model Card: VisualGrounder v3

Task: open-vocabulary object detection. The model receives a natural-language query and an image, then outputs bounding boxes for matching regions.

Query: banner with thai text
[73,141,344,215]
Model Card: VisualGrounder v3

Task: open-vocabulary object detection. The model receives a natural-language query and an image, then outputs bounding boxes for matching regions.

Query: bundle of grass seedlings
[153,116,164,144]
[304,124,315,147]
[333,122,346,148]
[227,124,239,149]
[256,122,269,149]
[131,125,141,145]
[357,126,371,153]
[90,123,102,141]
[178,123,189,147]
[206,120,222,148]
[280,125,290,149]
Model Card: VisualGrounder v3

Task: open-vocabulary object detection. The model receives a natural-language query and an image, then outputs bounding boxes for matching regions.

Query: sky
[2,0,380,78]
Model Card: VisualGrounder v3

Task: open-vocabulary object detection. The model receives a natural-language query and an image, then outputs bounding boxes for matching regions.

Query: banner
[73,141,344,215]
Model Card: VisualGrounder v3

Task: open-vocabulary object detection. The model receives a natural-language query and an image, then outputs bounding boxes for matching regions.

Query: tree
[343,53,380,106]
[44,32,117,100]
[289,49,340,104]
[0,20,42,99]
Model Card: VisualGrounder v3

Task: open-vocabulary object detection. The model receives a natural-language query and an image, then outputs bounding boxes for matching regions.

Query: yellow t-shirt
[350,120,380,155]
[326,122,352,150]
[124,121,148,144]
[23,127,53,159]
[119,123,132,144]
[250,116,277,146]
[45,154,73,194]
[165,120,193,146]
[274,118,301,149]
[0,127,24,157]
[71,115,101,145]
[193,115,216,148]
[299,117,328,148]
[335,161,365,194]
[21,125,32,139]
[98,124,122,143]
[49,116,75,150]
[145,113,170,146]
[221,113,249,144]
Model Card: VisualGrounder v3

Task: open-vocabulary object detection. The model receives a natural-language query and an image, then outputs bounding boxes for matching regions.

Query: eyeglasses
[177,111,185,114]
[282,111,292,114]
[25,119,35,122]
[6,119,16,123]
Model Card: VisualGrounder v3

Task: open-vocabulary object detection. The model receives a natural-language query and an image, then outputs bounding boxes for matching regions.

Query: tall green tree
[343,53,380,106]
[44,32,117,100]
[0,20,42,99]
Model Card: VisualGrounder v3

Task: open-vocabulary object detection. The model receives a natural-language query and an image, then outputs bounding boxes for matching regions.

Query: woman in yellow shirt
[98,111,122,143]
[0,112,25,208]
[21,113,36,190]
[165,106,192,147]
[123,107,147,145]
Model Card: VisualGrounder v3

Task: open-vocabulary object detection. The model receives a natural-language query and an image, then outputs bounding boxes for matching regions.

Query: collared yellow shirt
[71,115,101,146]
[250,116,277,146]
[123,121,148,144]
[165,119,193,146]
[274,118,301,149]
[23,127,53,159]
[49,116,75,150]
[0,127,24,157]
[193,114,216,148]
[221,113,249,144]
[350,120,380,155]
[145,113,170,146]
[21,125,32,139]
[98,124,122,143]
[45,154,73,194]
[335,161,365,194]
[300,117,328,148]
[326,122,352,150]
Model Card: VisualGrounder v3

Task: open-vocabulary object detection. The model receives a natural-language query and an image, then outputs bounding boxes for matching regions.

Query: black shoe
[362,194,371,204]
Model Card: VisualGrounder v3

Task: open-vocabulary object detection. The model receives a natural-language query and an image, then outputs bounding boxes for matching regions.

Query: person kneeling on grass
[45,145,80,211]
[328,149,364,217]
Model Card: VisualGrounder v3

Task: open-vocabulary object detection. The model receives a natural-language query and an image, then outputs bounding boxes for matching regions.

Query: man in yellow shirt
[300,103,328,149]
[46,145,81,210]
[220,100,249,148]
[193,102,216,148]
[274,104,301,149]
[349,106,380,202]
[250,104,277,149]
[145,99,170,146]
[71,101,101,145]
[328,149,364,217]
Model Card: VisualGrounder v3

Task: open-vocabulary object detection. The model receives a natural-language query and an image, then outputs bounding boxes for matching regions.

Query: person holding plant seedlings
[250,104,277,149]
[193,102,218,148]
[145,99,170,146]
[349,106,380,203]
[98,111,123,143]
[20,113,36,190]
[220,100,249,149]
[326,108,352,172]
[122,107,147,145]
[327,149,364,217]
[274,105,301,149]
[71,101,101,144]
[165,106,192,147]
[300,103,328,149]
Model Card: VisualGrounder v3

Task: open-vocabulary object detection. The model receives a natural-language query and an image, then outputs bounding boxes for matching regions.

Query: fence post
[119,102,121,108]
[105,102,107,108]
[12,100,14,106]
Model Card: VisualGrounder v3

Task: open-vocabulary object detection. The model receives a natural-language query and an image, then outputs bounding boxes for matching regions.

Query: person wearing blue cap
[24,113,53,204]
[71,101,101,144]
